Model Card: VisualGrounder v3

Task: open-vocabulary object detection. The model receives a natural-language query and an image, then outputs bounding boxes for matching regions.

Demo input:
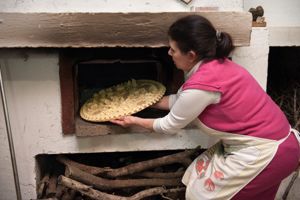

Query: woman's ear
[187,50,198,63]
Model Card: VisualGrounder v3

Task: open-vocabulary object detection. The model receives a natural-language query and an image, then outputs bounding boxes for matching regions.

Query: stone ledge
[0,12,251,47]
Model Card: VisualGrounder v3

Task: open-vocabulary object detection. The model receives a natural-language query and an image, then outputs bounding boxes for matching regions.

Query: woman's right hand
[110,116,137,127]
[110,116,155,131]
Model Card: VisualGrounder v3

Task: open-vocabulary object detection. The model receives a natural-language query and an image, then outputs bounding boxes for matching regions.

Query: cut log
[65,165,183,190]
[56,155,112,175]
[54,184,65,199]
[57,147,200,177]
[105,148,198,177]
[45,175,58,198]
[137,171,184,179]
[58,175,185,200]
[61,188,77,200]
[37,173,50,198]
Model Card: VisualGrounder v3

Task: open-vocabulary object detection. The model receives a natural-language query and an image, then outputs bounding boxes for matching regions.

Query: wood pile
[269,82,300,130]
[35,147,202,200]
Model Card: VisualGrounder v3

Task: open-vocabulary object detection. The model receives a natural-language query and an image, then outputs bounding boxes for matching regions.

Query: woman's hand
[110,116,137,127]
[110,116,155,131]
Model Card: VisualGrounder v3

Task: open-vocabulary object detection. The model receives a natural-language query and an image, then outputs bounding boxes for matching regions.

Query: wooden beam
[0,12,252,48]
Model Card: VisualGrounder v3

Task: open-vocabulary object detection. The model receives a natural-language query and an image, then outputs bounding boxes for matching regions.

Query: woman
[111,15,300,200]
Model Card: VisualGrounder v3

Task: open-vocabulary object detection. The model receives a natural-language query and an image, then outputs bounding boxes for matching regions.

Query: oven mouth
[77,59,165,113]
[59,47,184,136]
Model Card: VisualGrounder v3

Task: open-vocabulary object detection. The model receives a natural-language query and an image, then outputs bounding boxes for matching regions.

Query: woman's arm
[151,94,179,110]
[153,89,220,134]
[151,96,170,110]
[111,90,220,133]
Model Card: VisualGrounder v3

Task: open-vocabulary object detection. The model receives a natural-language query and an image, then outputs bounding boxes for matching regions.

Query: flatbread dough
[80,79,166,122]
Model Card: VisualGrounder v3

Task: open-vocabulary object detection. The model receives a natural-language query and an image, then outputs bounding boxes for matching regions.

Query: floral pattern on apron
[182,121,300,200]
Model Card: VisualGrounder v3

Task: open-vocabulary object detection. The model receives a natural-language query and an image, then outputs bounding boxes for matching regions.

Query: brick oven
[1,7,271,200]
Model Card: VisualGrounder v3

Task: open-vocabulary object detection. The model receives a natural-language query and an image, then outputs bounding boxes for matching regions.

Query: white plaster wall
[232,27,269,89]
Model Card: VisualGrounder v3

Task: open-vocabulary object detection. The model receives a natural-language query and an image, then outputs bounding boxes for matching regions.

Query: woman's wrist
[134,117,155,130]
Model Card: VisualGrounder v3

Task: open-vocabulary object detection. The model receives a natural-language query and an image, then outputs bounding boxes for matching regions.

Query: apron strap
[291,128,300,144]
[290,128,300,176]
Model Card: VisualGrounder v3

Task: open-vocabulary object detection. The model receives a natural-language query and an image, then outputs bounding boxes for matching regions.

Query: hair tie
[216,30,222,42]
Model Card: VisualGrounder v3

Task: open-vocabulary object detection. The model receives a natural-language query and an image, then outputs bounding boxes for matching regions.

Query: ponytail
[215,31,234,59]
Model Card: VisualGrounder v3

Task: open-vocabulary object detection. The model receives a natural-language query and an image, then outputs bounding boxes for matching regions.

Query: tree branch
[59,175,185,200]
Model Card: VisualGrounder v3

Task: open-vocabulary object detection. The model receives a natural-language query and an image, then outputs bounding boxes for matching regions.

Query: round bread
[80,79,166,122]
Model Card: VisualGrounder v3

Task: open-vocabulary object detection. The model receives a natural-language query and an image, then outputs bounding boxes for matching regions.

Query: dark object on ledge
[249,6,266,27]
[249,6,264,21]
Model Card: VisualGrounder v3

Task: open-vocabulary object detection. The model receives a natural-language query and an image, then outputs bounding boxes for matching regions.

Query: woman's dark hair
[168,15,234,60]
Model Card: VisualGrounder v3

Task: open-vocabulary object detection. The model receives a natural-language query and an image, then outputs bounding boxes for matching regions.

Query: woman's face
[168,39,197,72]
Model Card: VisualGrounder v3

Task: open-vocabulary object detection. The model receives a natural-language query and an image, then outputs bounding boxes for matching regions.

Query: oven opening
[77,59,167,121]
[60,48,184,136]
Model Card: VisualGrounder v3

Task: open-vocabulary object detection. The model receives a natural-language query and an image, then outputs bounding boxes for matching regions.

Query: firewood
[105,148,197,177]
[57,147,200,177]
[37,173,50,198]
[54,184,65,199]
[56,155,113,175]
[61,188,77,200]
[125,186,185,200]
[65,165,183,190]
[58,175,185,200]
[46,175,58,198]
[137,171,184,179]
[269,82,300,130]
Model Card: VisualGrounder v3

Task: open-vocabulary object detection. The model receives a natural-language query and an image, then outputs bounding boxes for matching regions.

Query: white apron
[183,121,300,200]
